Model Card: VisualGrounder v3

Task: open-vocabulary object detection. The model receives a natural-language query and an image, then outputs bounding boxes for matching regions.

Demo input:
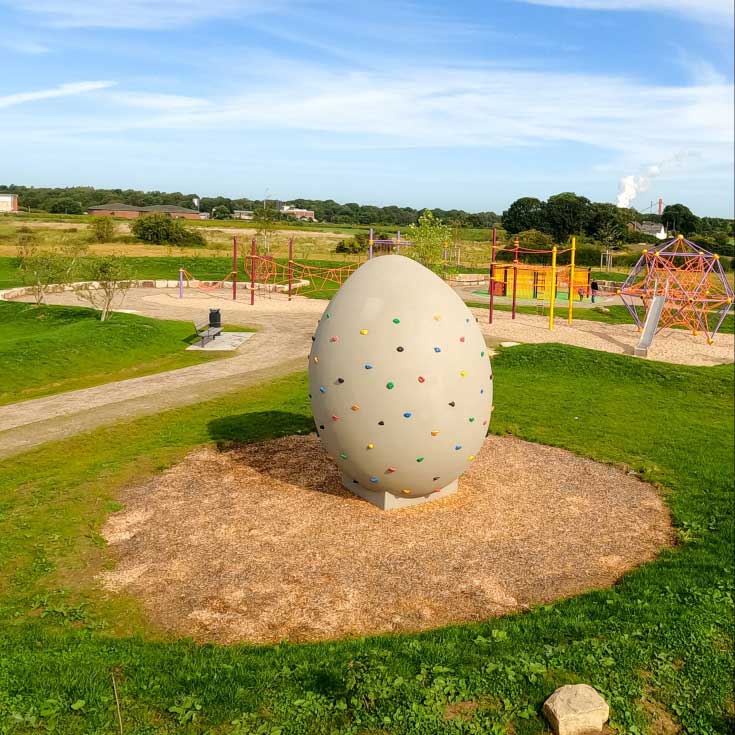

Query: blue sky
[1,0,733,216]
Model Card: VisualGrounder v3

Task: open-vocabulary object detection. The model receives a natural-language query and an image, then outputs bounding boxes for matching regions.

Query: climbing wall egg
[308,255,493,510]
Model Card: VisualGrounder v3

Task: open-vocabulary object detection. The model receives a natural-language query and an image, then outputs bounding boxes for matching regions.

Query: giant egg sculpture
[308,255,493,509]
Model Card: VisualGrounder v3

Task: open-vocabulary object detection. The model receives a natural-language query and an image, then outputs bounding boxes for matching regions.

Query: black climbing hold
[448,401,456,407]
[433,476,440,481]
[396,346,404,352]
[337,377,345,383]
[378,420,385,426]
[319,425,325,430]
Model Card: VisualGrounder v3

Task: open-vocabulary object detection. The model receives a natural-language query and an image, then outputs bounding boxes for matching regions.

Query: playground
[0,241,733,733]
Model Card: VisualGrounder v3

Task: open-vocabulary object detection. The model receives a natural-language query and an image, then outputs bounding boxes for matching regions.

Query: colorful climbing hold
[469,417,475,422]
[360,329,368,335]
[416,457,424,463]
[469,455,476,461]
[313,356,319,363]
[340,453,347,459]
[431,430,439,436]
[480,388,484,394]
[319,386,326,393]
[331,415,339,421]
[434,346,441,352]
[402,489,412,495]
[459,336,465,342]
[387,467,396,473]
[370,476,379,483]
[460,370,467,377]
[392,318,400,324]
[329,336,339,342]
[418,376,426,383]
[480,351,485,357]
[351,404,360,411]
[403,412,412,418]
[365,363,374,369]
[433,314,441,321]
[455,444,462,450]
[386,382,394,389]
[367,443,374,449]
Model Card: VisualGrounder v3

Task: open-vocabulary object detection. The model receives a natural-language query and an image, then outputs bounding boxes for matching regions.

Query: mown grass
[0,345,732,734]
[0,302,238,405]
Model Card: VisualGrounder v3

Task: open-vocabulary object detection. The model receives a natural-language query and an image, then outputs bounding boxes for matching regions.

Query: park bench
[193,320,223,347]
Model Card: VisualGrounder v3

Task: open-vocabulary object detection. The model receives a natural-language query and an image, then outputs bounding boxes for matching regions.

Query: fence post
[489,227,497,324]
[232,236,238,300]
[549,246,558,330]
[511,236,519,320]
[288,237,294,301]
[178,268,184,299]
[567,236,576,324]
[250,238,256,306]
[368,228,374,260]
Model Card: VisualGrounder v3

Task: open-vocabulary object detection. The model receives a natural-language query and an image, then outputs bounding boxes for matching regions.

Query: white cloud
[516,0,734,23]
[107,92,210,110]
[0,37,51,54]
[0,81,115,108]
[11,0,286,29]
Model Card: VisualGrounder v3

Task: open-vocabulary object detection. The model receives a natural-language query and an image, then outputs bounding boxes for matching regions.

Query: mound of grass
[0,345,732,733]
[0,302,233,404]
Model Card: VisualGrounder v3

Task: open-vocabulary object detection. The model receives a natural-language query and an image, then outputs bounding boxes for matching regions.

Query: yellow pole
[549,246,557,330]
[567,236,576,325]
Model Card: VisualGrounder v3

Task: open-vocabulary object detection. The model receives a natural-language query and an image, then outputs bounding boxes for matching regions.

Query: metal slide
[633,295,666,357]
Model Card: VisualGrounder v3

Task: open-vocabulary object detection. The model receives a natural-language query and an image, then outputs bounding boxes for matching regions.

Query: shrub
[90,216,115,243]
[336,232,370,254]
[131,213,206,247]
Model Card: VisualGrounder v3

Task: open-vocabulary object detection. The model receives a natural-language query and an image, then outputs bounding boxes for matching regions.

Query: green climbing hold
[416,457,424,462]
[340,453,347,459]
[386,381,394,389]
[393,318,400,324]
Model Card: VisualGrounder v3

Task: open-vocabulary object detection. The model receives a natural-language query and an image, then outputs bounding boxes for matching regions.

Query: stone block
[543,684,609,735]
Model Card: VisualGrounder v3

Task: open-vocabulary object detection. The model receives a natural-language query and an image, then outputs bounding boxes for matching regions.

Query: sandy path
[1,286,731,459]
[0,290,324,459]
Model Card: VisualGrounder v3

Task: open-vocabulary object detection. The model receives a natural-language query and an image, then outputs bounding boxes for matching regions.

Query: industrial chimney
[658,197,663,216]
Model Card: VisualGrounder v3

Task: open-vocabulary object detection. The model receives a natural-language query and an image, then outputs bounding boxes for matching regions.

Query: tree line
[1,185,498,227]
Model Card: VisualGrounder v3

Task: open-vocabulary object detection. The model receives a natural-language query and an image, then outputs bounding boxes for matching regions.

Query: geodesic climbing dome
[618,236,734,343]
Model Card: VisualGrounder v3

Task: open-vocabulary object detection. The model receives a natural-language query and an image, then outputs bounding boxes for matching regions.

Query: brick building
[0,193,19,213]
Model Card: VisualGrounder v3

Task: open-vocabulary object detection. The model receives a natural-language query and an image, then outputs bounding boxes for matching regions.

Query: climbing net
[243,256,358,298]
[618,236,734,342]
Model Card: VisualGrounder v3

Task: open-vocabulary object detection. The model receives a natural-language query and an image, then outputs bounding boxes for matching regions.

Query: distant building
[233,210,254,220]
[0,193,19,213]
[280,205,316,222]
[86,203,200,220]
[628,221,667,240]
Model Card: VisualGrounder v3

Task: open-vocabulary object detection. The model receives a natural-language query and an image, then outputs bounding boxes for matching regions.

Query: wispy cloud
[0,80,115,108]
[0,36,51,53]
[11,0,287,29]
[516,0,734,23]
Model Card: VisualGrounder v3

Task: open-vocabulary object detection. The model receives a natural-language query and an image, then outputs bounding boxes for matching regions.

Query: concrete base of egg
[309,255,493,510]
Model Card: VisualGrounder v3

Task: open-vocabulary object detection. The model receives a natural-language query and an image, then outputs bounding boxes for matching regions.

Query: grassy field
[0,302,241,405]
[0,345,732,733]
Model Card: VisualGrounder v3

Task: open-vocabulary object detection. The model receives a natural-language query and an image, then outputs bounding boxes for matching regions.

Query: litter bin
[209,308,221,328]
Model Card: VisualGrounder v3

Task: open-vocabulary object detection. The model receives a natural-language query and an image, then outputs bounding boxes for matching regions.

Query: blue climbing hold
[403,412,412,418]
[319,386,326,393]
[455,444,462,450]
[370,476,379,483]
[434,346,441,353]
[365,363,374,369]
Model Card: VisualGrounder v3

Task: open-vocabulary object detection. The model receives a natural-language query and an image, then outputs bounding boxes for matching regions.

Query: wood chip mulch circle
[100,434,673,644]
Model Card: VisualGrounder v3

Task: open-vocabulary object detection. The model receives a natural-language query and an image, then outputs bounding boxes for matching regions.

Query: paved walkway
[0,289,325,460]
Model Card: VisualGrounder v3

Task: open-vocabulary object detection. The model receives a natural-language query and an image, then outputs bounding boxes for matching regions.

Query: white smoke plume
[615,153,688,209]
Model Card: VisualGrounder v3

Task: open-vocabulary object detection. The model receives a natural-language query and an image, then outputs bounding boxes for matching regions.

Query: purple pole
[178,268,184,299]
[369,227,374,260]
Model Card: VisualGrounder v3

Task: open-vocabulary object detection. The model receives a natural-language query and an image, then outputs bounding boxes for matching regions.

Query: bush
[90,216,115,243]
[131,213,206,247]
[336,232,370,254]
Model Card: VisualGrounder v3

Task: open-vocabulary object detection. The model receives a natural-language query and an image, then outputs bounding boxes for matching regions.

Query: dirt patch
[99,434,673,644]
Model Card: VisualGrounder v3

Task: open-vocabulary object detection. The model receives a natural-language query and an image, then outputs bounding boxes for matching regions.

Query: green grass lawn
[0,302,238,405]
[0,345,732,733]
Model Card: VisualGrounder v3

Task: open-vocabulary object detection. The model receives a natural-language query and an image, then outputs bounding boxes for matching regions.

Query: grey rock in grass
[543,684,609,735]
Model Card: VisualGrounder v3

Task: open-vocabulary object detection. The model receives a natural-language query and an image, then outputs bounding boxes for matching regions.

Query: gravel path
[0,289,324,459]
[1,285,731,460]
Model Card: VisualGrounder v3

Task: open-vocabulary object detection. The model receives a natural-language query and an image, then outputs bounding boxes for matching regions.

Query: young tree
[16,244,75,305]
[253,201,279,254]
[131,213,206,247]
[90,216,116,242]
[406,210,452,275]
[211,205,232,220]
[75,255,132,321]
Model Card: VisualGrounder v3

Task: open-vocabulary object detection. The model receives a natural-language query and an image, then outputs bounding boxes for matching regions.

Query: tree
[75,255,132,321]
[253,201,279,254]
[211,205,231,220]
[131,213,206,247]
[597,220,624,250]
[514,229,554,249]
[44,196,83,215]
[406,210,452,275]
[585,202,625,239]
[501,197,547,234]
[90,216,115,242]
[544,192,591,242]
[662,203,700,236]
[16,240,86,305]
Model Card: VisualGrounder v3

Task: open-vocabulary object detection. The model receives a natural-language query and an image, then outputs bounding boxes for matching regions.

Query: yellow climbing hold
[360,329,368,335]
[431,430,439,436]
[402,489,412,495]
[469,455,476,461]
[367,443,374,449]
[433,314,441,321]
[460,370,467,377]
[313,356,319,363]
